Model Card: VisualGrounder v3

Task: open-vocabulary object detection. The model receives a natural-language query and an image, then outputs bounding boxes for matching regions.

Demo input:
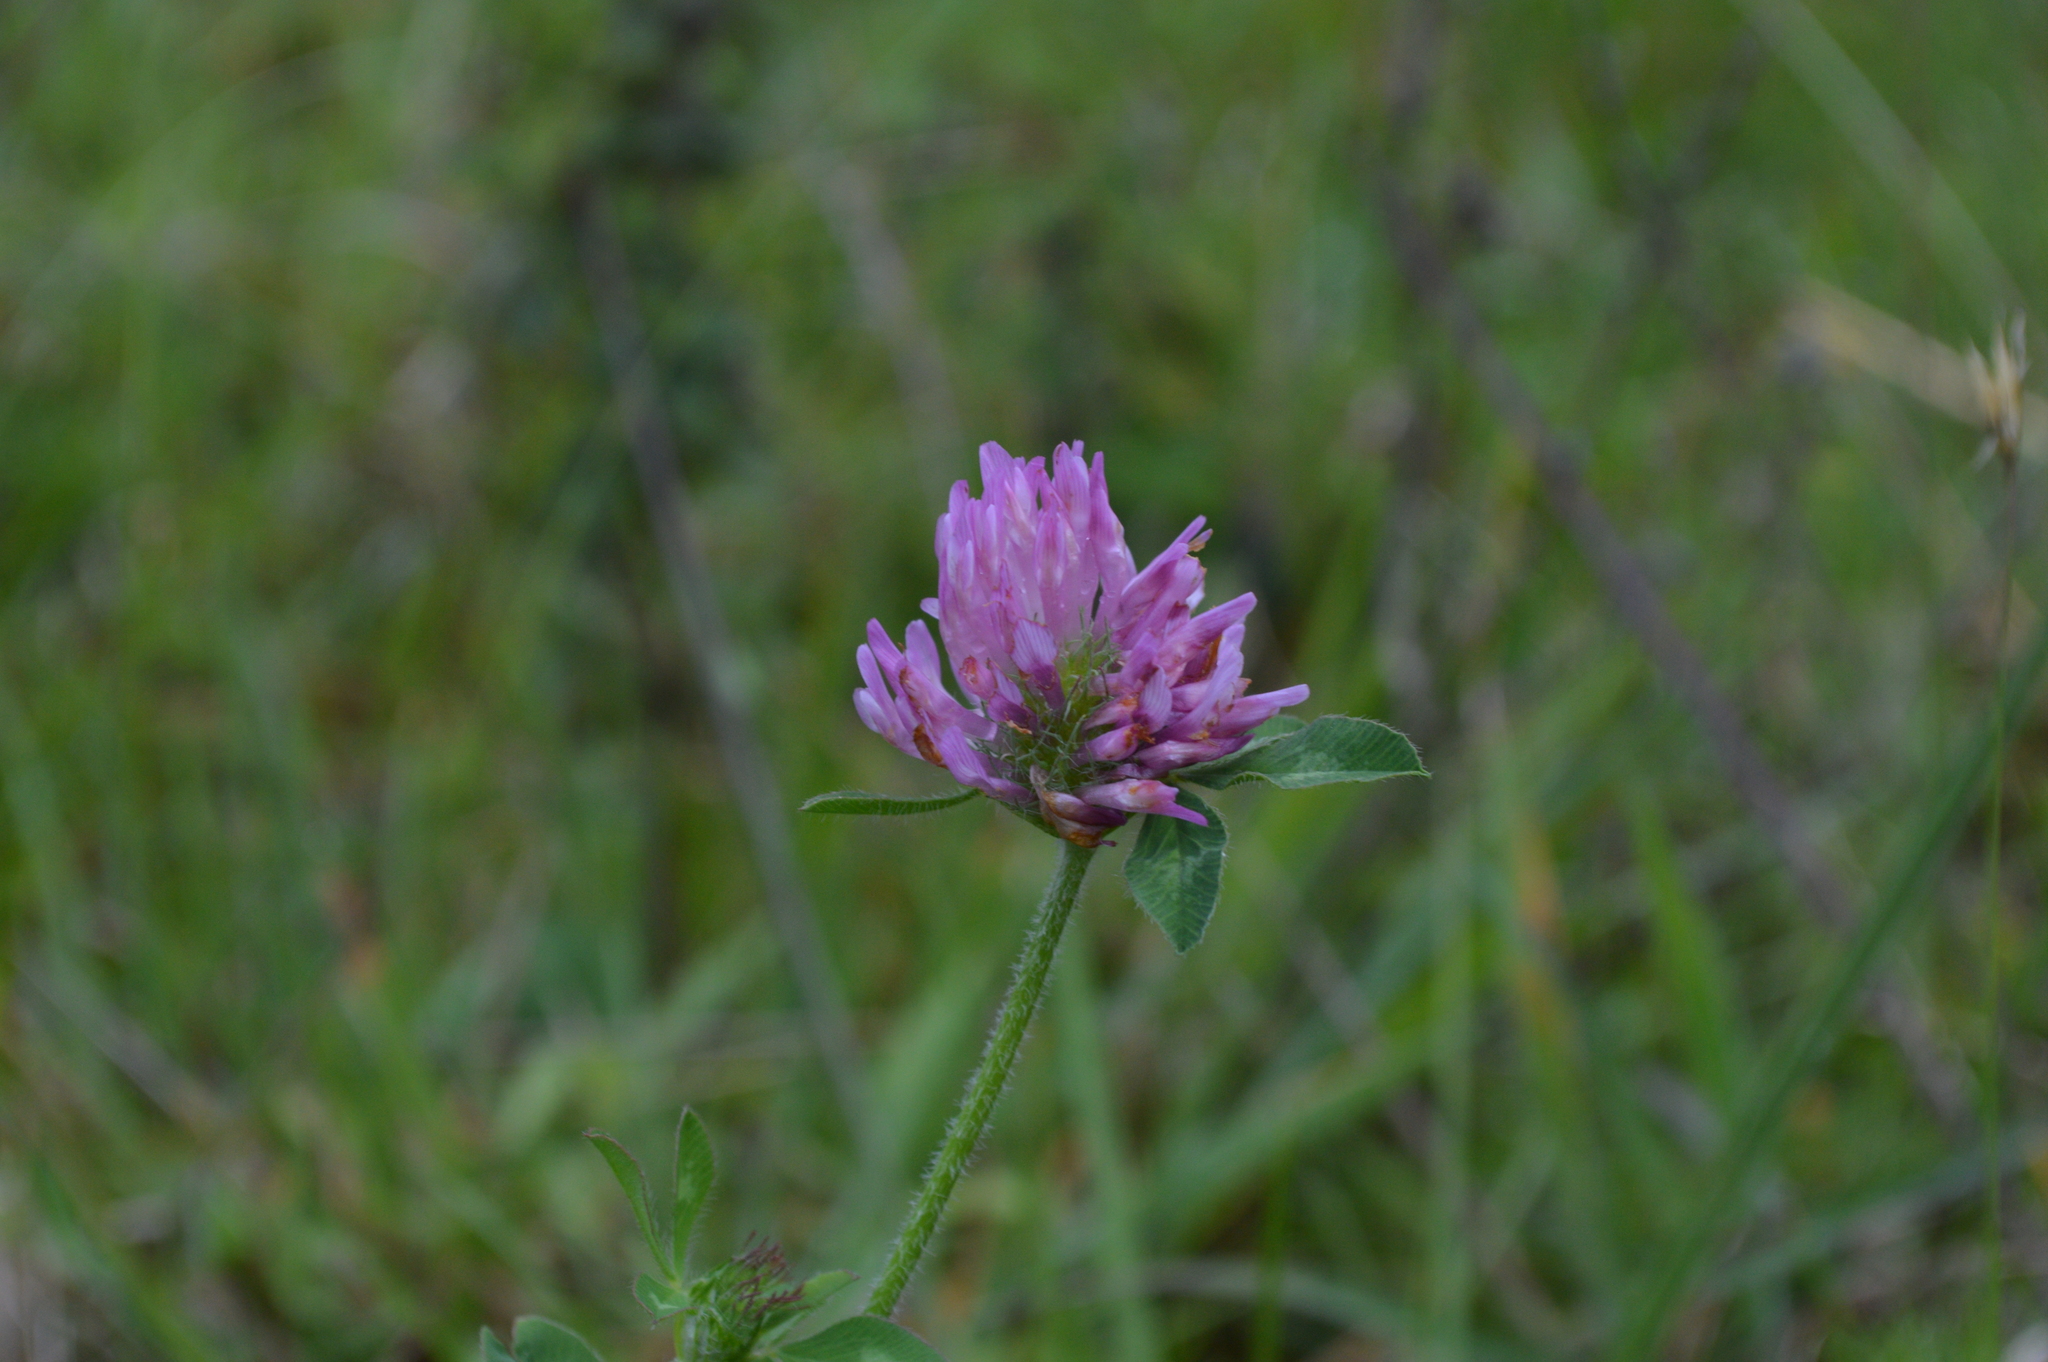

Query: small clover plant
[480,1108,943,1362]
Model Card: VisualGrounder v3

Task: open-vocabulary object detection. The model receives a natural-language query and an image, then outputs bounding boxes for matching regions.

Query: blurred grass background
[4,0,2048,1358]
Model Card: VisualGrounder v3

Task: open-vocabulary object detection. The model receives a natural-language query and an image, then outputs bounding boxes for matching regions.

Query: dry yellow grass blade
[1788,279,2048,461]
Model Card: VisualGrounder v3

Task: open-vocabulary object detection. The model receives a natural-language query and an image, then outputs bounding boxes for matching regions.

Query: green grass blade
[1624,782,1750,1117]
[1148,1258,1542,1362]
[1053,906,1162,1362]
[1613,614,2048,1357]
[1149,1029,1431,1244]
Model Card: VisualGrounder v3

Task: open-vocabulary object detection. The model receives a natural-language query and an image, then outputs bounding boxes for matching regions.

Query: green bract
[800,790,978,815]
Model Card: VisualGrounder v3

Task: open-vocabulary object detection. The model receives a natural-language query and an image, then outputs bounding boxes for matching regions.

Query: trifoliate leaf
[800,790,978,815]
[583,1130,673,1280]
[480,1328,518,1362]
[1123,790,1226,953]
[511,1317,607,1362]
[671,1107,715,1273]
[777,1316,948,1361]
[1177,716,1425,790]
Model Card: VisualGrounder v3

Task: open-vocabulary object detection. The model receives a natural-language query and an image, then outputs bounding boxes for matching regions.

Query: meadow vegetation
[3,0,2047,1357]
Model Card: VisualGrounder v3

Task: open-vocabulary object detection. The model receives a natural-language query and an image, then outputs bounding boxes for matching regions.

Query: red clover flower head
[855,441,1309,845]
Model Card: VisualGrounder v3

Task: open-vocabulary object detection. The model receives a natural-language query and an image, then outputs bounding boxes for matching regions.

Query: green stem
[866,840,1096,1319]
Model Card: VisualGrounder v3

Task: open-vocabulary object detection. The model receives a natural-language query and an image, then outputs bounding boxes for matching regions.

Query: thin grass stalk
[1615,610,2048,1359]
[1982,448,2016,1342]
[1428,830,1476,1361]
[571,180,869,1137]
[1250,1145,1295,1362]
[1053,907,1161,1362]
[1375,167,1973,1128]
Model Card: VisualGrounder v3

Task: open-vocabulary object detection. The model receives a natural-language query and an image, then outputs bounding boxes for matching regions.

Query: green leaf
[480,1328,518,1362]
[1123,789,1226,953]
[633,1272,689,1322]
[583,1130,674,1280]
[758,1268,861,1343]
[777,1316,948,1362]
[799,790,977,815]
[671,1106,716,1272]
[796,1269,858,1307]
[511,1317,607,1362]
[1177,716,1425,790]
[1623,783,1749,1115]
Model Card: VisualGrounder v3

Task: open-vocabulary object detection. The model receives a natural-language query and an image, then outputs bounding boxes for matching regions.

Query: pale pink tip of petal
[855,642,888,696]
[853,689,898,742]
[1148,800,1209,826]
[1188,593,1258,644]
[1076,777,1204,824]
[865,618,905,671]
[905,619,944,677]
[1217,683,1311,736]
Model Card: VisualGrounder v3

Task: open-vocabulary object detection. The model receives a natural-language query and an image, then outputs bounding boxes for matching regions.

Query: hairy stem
[867,840,1097,1318]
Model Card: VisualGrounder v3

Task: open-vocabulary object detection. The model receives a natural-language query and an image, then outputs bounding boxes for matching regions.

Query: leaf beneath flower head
[799,790,978,815]
[776,1316,948,1361]
[1177,716,1425,790]
[1123,789,1226,953]
[511,1317,607,1362]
